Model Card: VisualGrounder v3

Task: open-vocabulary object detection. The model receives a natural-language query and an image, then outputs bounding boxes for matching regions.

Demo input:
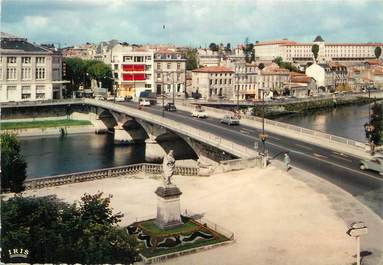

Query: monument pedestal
[155,185,183,229]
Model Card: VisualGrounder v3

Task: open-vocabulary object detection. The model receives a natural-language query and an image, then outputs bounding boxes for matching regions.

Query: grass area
[141,237,227,258]
[139,219,199,237]
[0,119,92,130]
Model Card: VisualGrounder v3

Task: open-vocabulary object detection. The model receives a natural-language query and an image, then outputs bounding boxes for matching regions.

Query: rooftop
[192,66,234,73]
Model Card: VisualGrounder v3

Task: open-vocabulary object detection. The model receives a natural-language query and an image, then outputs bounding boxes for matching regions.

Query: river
[274,103,371,142]
[19,133,145,179]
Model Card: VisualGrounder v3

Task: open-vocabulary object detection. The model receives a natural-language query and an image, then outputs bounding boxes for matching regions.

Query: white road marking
[295,143,313,151]
[330,154,353,163]
[313,153,328,159]
[269,135,281,141]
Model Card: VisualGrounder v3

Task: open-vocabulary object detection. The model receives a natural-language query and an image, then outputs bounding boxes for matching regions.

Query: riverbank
[0,119,95,137]
[15,165,383,265]
[259,96,374,118]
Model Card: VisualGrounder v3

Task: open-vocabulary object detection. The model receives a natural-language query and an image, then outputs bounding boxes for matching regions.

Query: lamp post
[259,90,268,155]
[162,72,165,117]
[364,86,375,154]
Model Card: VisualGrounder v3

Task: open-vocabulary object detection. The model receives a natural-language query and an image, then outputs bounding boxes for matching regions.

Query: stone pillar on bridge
[145,136,166,163]
[114,122,135,144]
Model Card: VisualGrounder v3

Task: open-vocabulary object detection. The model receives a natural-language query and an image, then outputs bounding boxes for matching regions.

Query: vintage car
[360,156,383,175]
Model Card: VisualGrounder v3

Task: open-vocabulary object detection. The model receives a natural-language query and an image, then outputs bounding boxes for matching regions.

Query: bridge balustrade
[24,163,199,190]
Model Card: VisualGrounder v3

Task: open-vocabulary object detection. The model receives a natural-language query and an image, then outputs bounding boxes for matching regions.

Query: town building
[257,63,290,95]
[285,72,317,98]
[196,49,221,67]
[61,43,96,59]
[254,36,383,64]
[0,32,65,102]
[191,66,234,100]
[110,44,154,100]
[154,48,186,98]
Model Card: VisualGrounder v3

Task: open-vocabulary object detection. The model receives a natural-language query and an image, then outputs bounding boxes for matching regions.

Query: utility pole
[162,72,165,117]
[172,72,175,105]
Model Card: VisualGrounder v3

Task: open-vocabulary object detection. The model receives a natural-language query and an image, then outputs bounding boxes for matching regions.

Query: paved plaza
[22,164,383,265]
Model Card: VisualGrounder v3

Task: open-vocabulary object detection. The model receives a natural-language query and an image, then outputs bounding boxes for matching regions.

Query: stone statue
[162,150,175,186]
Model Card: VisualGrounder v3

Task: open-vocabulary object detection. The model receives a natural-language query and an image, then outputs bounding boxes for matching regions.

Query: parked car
[191,108,208,118]
[115,97,126,102]
[164,102,177,111]
[94,95,106,100]
[360,156,383,175]
[139,99,151,106]
[221,114,240,125]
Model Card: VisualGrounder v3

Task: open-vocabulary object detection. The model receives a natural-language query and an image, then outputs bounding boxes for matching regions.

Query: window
[7,86,17,100]
[145,56,152,61]
[7,57,16,64]
[210,79,212,85]
[157,63,161,69]
[7,67,17,80]
[229,79,232,84]
[22,57,31,64]
[123,56,132,62]
[22,68,32,80]
[134,56,143,62]
[36,85,45,99]
[114,64,118,70]
[21,86,31,99]
[52,57,60,64]
[0,67,2,80]
[36,68,46,80]
[167,63,171,69]
[36,57,45,64]
[177,63,181,70]
[145,84,152,88]
[177,83,181,92]
[157,73,161,78]
[145,65,151,71]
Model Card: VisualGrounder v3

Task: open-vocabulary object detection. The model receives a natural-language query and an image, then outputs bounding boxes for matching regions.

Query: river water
[275,103,370,142]
[19,133,145,178]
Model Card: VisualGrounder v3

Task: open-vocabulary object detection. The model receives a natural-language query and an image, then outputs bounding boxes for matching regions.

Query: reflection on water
[275,104,370,141]
[19,133,145,178]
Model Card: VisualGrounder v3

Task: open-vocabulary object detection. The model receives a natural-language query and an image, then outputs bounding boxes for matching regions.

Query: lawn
[0,119,92,130]
[139,219,200,237]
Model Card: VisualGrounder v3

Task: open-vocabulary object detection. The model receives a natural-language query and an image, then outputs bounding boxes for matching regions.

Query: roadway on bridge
[121,102,383,218]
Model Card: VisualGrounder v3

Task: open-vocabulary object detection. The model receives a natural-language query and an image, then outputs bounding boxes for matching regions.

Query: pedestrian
[284,153,291,171]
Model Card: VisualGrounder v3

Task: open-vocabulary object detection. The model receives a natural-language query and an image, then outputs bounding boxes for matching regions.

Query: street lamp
[258,90,268,155]
[161,72,165,117]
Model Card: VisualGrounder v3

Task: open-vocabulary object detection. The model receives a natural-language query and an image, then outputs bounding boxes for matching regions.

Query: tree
[366,102,383,145]
[1,193,139,264]
[225,43,231,52]
[272,56,299,72]
[182,48,198,70]
[311,44,320,62]
[242,42,255,63]
[1,133,27,193]
[86,60,113,89]
[375,46,382,59]
[209,42,219,52]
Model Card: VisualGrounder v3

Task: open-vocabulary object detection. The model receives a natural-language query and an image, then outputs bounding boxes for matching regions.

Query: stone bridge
[1,99,256,166]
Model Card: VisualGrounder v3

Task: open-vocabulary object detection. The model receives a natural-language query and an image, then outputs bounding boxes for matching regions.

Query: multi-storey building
[232,62,259,101]
[110,45,154,100]
[191,66,234,100]
[254,36,383,63]
[257,63,290,94]
[196,49,221,67]
[61,44,96,60]
[0,32,64,102]
[153,49,186,97]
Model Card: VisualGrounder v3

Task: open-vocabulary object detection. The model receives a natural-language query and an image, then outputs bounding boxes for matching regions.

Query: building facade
[254,36,383,63]
[0,32,64,102]
[154,49,186,98]
[191,66,234,100]
[110,45,154,100]
[196,49,221,67]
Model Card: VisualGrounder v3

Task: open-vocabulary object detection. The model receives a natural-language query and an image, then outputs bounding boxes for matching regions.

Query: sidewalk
[20,165,383,265]
[175,103,372,160]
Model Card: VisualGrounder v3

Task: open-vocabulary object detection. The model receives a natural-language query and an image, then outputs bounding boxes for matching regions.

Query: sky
[1,0,383,47]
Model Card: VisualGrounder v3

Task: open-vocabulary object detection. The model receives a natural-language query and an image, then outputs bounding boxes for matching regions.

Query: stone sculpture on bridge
[162,150,175,186]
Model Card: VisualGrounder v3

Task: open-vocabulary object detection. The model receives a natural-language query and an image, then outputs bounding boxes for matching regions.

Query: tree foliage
[375,46,382,59]
[182,48,198,70]
[366,102,383,145]
[209,42,219,52]
[243,42,255,63]
[311,44,320,61]
[1,133,27,193]
[225,43,231,52]
[64,58,113,96]
[1,192,139,264]
[272,56,299,72]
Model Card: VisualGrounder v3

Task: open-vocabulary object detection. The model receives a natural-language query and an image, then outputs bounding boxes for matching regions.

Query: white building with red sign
[110,45,154,100]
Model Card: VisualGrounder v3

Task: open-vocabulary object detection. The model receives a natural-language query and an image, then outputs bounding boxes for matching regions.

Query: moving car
[139,99,151,106]
[191,106,208,118]
[115,97,126,102]
[164,102,177,111]
[94,95,106,100]
[360,156,383,175]
[221,114,240,125]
